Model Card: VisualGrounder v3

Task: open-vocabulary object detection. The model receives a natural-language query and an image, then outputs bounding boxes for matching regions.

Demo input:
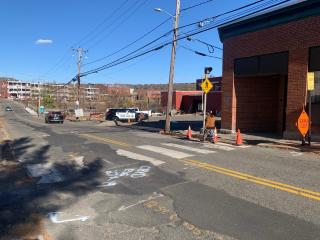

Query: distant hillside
[0,76,196,91]
[115,83,195,91]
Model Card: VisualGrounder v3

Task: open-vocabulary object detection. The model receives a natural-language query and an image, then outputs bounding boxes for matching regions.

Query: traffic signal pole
[202,74,208,131]
[202,67,213,133]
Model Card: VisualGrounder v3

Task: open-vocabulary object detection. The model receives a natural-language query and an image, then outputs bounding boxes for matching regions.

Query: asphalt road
[0,100,320,240]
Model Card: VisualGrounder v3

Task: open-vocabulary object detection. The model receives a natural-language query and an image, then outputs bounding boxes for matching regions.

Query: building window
[311,72,320,104]
[309,46,320,72]
[235,52,288,76]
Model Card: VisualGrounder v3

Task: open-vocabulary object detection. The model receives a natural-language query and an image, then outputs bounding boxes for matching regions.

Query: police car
[105,108,148,122]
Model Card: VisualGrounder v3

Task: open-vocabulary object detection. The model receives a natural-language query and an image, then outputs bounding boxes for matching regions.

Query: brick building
[218,1,320,138]
[161,77,222,114]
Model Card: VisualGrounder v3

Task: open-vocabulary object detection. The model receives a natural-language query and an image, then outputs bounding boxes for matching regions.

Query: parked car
[105,108,135,122]
[45,111,64,124]
[105,108,149,122]
[5,106,12,111]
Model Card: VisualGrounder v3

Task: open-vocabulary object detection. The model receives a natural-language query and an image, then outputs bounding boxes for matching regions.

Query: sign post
[307,72,314,146]
[201,67,213,134]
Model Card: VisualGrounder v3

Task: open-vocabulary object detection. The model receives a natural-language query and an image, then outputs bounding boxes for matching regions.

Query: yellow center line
[183,159,320,201]
[80,133,131,148]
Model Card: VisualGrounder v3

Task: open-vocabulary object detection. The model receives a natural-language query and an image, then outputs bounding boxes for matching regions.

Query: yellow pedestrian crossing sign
[201,77,213,94]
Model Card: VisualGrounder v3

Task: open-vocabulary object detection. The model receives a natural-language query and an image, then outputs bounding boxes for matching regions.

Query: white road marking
[216,142,251,148]
[48,212,90,223]
[201,143,235,151]
[162,143,216,154]
[116,149,165,166]
[137,145,193,159]
[118,193,163,211]
[290,151,302,157]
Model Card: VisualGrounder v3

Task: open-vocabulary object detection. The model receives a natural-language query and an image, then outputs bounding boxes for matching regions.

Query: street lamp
[153,8,175,18]
[154,0,180,133]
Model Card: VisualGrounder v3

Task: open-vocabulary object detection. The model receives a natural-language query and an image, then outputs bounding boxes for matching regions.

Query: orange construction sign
[297,110,309,137]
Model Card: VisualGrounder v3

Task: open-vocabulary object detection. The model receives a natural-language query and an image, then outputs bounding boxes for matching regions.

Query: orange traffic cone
[187,125,192,140]
[236,129,243,145]
[212,127,218,143]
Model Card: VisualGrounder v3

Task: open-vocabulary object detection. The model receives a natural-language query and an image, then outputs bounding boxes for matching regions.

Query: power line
[178,44,222,59]
[83,17,172,67]
[35,0,131,82]
[181,0,216,12]
[51,0,290,89]
[85,0,149,49]
[179,0,286,37]
[82,0,218,67]
[82,0,276,71]
[74,0,131,47]
[179,0,267,31]
[79,0,290,78]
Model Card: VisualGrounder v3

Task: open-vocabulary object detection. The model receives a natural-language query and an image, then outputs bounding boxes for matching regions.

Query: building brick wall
[235,76,285,132]
[221,15,320,136]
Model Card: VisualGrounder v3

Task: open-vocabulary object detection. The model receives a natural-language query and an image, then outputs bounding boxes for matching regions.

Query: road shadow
[0,136,104,240]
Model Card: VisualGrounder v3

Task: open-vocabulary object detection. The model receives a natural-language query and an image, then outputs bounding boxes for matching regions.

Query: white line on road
[116,149,165,166]
[216,142,251,148]
[118,193,164,211]
[290,151,303,157]
[162,143,216,154]
[201,143,235,151]
[137,145,193,159]
[48,212,90,223]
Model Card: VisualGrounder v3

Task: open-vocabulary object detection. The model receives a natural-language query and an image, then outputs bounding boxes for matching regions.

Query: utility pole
[73,48,87,109]
[38,82,41,118]
[165,0,180,133]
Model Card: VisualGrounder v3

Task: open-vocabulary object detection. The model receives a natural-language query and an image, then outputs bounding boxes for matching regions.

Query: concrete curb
[160,130,320,153]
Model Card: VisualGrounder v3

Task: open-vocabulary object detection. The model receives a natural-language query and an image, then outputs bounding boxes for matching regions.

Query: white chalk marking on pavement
[137,145,193,159]
[201,143,235,151]
[48,212,90,223]
[162,143,216,154]
[118,192,164,211]
[116,149,165,166]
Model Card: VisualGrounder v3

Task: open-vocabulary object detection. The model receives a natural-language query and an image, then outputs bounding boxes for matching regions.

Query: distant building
[83,84,100,100]
[0,79,40,99]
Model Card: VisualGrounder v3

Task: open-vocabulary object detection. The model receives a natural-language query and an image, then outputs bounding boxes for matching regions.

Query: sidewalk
[172,129,320,154]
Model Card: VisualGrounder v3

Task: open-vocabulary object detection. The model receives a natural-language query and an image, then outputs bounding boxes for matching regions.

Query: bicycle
[201,128,215,143]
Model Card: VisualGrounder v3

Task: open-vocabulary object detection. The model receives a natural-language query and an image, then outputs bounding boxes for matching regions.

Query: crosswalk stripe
[162,143,216,154]
[202,143,235,151]
[216,142,251,148]
[116,149,165,166]
[137,145,193,159]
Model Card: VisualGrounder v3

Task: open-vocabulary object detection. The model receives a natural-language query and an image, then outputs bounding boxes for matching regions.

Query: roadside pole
[201,67,213,135]
[164,0,180,133]
[307,72,314,146]
[38,82,41,118]
[202,87,207,131]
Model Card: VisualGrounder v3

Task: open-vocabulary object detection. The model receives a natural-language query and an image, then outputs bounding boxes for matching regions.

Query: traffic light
[205,67,212,74]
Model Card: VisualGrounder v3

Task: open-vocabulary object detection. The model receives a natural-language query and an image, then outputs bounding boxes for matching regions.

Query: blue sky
[0,0,282,85]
